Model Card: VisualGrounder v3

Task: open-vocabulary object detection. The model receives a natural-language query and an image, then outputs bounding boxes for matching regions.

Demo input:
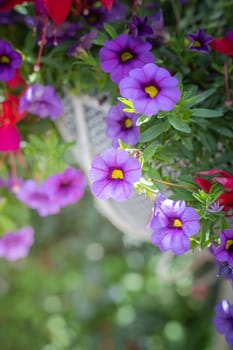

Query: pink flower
[0,226,34,261]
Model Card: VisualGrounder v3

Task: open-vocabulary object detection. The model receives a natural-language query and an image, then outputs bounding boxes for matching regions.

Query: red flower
[194,169,233,215]
[6,69,26,90]
[42,0,115,25]
[210,30,233,57]
[0,0,115,25]
[0,95,26,153]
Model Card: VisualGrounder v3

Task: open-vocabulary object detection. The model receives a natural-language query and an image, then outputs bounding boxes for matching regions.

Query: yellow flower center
[87,14,97,24]
[121,51,133,62]
[124,118,133,128]
[0,55,10,64]
[144,85,159,98]
[111,169,124,180]
[225,239,233,251]
[192,40,201,48]
[173,219,182,228]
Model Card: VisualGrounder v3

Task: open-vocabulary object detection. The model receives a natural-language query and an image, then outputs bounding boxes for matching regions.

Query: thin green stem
[152,178,195,190]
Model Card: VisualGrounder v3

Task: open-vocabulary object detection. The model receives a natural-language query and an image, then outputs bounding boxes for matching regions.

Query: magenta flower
[0,226,34,261]
[150,196,200,255]
[19,83,63,120]
[42,167,86,208]
[213,229,233,266]
[105,102,140,148]
[89,148,142,201]
[99,34,154,84]
[15,180,61,217]
[0,40,22,81]
[213,300,233,347]
[187,28,213,53]
[119,63,181,117]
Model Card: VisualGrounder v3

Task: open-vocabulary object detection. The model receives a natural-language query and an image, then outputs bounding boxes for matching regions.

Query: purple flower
[19,84,63,120]
[67,30,98,58]
[217,261,233,280]
[187,28,213,53]
[209,242,233,281]
[99,34,154,84]
[89,148,142,201]
[105,102,140,148]
[150,196,200,255]
[0,226,34,261]
[149,9,169,45]
[43,21,79,47]
[82,6,107,29]
[128,15,153,38]
[213,229,233,265]
[42,167,86,208]
[35,0,49,16]
[207,201,224,213]
[213,300,233,347]
[0,40,22,81]
[15,180,61,217]
[82,2,127,28]
[119,63,181,117]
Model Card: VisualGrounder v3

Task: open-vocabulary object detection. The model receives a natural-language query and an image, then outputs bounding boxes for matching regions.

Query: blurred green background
[0,191,224,350]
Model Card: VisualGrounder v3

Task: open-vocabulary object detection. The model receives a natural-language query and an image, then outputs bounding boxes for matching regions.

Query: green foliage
[23,129,74,181]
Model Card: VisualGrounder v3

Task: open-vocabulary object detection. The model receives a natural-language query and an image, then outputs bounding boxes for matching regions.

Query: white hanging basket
[56,93,153,242]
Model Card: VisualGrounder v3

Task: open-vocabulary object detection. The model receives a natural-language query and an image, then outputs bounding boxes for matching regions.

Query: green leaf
[117,97,135,113]
[210,125,233,137]
[140,120,170,142]
[143,141,159,161]
[181,137,193,151]
[103,23,118,39]
[145,170,164,191]
[184,88,216,107]
[198,130,216,152]
[168,115,191,133]
[136,114,150,126]
[94,32,109,46]
[192,108,223,118]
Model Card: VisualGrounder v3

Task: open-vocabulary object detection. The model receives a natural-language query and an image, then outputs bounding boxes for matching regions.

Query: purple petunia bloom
[209,242,233,281]
[42,21,80,47]
[213,299,233,347]
[105,102,140,148]
[67,30,98,58]
[82,1,127,29]
[82,6,108,29]
[15,179,61,217]
[150,196,200,255]
[19,84,63,120]
[0,40,22,81]
[207,201,224,213]
[213,229,233,266]
[42,167,86,208]
[89,148,142,201]
[119,63,181,117]
[0,226,34,261]
[186,28,213,53]
[128,15,153,38]
[99,34,154,84]
[149,9,169,45]
[16,169,86,216]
